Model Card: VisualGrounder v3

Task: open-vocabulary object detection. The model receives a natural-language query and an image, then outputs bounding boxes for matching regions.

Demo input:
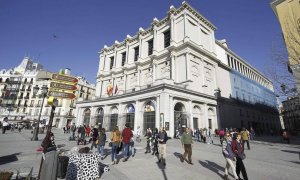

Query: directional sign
[50,82,77,91]
[51,74,78,84]
[48,91,76,99]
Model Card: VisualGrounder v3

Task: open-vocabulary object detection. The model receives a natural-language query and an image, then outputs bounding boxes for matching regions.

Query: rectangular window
[110,57,114,69]
[121,52,126,66]
[134,46,139,61]
[148,39,153,55]
[227,54,230,67]
[164,29,171,48]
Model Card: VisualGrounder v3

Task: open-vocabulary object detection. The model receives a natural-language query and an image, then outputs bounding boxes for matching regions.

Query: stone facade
[76,2,279,136]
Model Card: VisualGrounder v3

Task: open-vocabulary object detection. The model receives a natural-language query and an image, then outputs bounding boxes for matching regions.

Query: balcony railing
[24,96,30,99]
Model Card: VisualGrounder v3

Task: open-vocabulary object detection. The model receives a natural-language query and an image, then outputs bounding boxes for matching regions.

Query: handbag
[95,140,99,145]
[108,142,112,147]
[239,152,246,160]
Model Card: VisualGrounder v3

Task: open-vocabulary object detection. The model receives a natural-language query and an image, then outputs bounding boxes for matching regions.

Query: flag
[114,84,118,94]
[107,83,113,96]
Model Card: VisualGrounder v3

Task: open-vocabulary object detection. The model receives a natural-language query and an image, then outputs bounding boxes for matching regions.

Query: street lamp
[31,85,48,141]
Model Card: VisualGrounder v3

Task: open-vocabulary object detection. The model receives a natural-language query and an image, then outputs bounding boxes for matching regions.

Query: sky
[0,0,283,84]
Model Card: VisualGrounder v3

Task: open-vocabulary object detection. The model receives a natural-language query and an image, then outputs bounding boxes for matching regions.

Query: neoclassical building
[75,2,279,136]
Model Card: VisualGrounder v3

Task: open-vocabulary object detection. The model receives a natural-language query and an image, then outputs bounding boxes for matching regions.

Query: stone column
[134,100,141,133]
[171,54,175,81]
[169,95,174,137]
[203,104,208,128]
[152,63,157,83]
[186,52,191,81]
[188,100,193,129]
[156,96,160,129]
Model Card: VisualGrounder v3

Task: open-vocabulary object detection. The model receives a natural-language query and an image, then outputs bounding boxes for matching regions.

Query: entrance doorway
[143,101,156,134]
[125,104,135,129]
[174,102,187,137]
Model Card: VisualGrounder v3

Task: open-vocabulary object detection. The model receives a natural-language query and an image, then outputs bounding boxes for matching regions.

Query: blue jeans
[98,145,105,157]
[111,143,118,162]
[122,143,130,158]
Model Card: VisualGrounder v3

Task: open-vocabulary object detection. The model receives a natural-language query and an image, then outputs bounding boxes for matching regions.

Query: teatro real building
[75,2,280,137]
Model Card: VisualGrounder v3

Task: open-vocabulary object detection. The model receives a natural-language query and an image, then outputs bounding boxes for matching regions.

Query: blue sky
[0,0,282,84]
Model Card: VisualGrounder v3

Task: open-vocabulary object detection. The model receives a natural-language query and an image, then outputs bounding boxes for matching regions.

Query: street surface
[0,129,300,180]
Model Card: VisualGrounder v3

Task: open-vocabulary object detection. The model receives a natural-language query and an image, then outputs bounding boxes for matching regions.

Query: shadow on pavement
[155,154,168,180]
[173,152,182,161]
[0,153,21,165]
[281,149,300,154]
[199,160,224,178]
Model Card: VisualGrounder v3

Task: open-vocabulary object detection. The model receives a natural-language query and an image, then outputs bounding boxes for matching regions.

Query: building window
[121,52,126,66]
[164,30,171,48]
[134,46,139,61]
[148,39,153,55]
[110,57,114,69]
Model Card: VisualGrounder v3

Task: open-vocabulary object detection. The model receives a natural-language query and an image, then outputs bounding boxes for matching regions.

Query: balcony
[26,88,31,91]
[18,95,23,99]
[3,95,17,100]
[29,104,34,107]
[20,88,25,91]
[24,96,30,99]
[6,88,20,92]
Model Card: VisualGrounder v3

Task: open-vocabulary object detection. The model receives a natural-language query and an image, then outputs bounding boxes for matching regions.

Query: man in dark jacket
[122,123,133,162]
[158,127,168,166]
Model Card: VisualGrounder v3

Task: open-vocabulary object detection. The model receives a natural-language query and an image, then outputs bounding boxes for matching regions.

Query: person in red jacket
[85,125,91,137]
[122,123,133,162]
[232,133,248,180]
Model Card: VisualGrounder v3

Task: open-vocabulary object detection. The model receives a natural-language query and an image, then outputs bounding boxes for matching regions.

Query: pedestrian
[111,126,122,165]
[241,128,250,150]
[129,128,135,157]
[222,133,239,180]
[232,133,248,180]
[135,126,142,142]
[90,127,99,151]
[208,127,214,144]
[145,128,152,153]
[98,128,106,159]
[70,123,76,140]
[157,127,168,166]
[219,129,225,145]
[250,127,255,140]
[2,117,9,134]
[282,129,290,144]
[11,123,15,132]
[195,128,200,142]
[85,125,91,137]
[63,127,66,134]
[152,128,159,155]
[18,123,23,133]
[202,128,207,143]
[180,127,193,165]
[121,123,133,162]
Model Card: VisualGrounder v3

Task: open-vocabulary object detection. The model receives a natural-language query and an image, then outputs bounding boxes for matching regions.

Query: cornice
[76,83,217,106]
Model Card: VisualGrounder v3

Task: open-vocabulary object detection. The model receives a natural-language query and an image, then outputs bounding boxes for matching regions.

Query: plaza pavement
[0,128,300,180]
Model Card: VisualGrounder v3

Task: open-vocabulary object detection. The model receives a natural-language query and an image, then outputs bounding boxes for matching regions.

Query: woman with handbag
[232,133,248,180]
[111,126,122,165]
[222,133,239,180]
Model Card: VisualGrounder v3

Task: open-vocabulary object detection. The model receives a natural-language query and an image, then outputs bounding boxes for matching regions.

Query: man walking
[180,127,193,165]
[2,117,9,134]
[122,123,133,162]
[158,127,168,166]
[241,128,250,150]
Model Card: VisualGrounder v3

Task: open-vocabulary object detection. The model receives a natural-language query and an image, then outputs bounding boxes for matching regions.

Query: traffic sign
[51,74,78,84]
[50,82,77,91]
[48,91,76,99]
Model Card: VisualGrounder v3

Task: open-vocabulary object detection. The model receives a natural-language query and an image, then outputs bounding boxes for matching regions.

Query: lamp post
[31,85,48,141]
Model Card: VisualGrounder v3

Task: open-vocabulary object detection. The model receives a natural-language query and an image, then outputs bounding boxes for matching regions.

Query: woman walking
[98,128,107,159]
[111,126,122,165]
[90,127,99,151]
[232,133,248,180]
[222,133,239,180]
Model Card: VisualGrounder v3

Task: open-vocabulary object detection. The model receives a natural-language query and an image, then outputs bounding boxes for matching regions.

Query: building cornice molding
[76,83,216,105]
